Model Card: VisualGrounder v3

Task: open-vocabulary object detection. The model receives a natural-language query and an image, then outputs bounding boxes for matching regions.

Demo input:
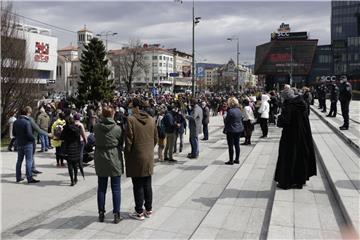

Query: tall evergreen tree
[77,38,114,105]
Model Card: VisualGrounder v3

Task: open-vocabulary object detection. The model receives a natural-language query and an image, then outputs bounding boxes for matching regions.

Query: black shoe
[164,158,170,161]
[339,126,348,130]
[326,115,331,117]
[113,212,121,224]
[28,179,40,183]
[225,161,233,165]
[234,160,240,164]
[321,110,326,113]
[37,150,45,153]
[74,178,78,185]
[16,178,25,183]
[241,142,247,145]
[99,210,105,222]
[292,184,303,189]
[32,170,42,174]
[168,159,177,162]
[187,155,197,159]
[8,148,12,152]
[179,149,182,153]
[48,146,54,149]
[70,182,75,186]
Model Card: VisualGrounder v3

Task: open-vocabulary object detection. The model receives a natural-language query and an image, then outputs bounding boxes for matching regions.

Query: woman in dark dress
[60,116,81,186]
[275,87,317,189]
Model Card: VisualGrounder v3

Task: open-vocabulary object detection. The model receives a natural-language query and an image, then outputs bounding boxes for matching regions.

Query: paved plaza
[1,103,359,240]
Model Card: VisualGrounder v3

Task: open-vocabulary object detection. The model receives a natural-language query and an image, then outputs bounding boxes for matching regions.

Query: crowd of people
[8,79,353,223]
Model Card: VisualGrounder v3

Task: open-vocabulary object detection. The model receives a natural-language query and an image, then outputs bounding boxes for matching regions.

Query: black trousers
[131,176,152,214]
[55,147,64,165]
[340,100,350,127]
[259,118,268,137]
[226,132,240,162]
[328,101,337,117]
[322,98,327,112]
[8,138,17,150]
[243,120,253,144]
[67,161,78,183]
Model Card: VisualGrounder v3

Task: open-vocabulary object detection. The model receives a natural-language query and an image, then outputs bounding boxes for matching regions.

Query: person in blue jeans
[223,97,244,165]
[94,106,124,224]
[13,106,40,183]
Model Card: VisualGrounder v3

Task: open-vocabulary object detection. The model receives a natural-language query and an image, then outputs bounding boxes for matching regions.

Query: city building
[56,27,93,96]
[1,23,58,92]
[109,45,192,92]
[331,0,360,89]
[254,23,318,90]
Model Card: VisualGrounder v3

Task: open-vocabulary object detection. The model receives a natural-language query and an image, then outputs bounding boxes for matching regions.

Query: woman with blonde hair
[223,97,244,165]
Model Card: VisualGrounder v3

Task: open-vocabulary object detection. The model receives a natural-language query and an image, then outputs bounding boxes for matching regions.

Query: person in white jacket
[242,98,255,145]
[258,94,270,138]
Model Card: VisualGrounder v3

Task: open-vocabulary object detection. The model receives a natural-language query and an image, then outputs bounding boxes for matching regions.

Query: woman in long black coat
[60,116,81,186]
[275,88,316,189]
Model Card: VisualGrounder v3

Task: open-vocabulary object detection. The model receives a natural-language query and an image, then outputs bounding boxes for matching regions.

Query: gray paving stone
[294,202,321,230]
[222,207,252,232]
[294,189,316,204]
[156,208,207,235]
[269,200,294,227]
[216,229,244,239]
[294,227,322,239]
[200,204,233,228]
[267,225,294,240]
[274,189,294,202]
[191,226,219,240]
[245,208,266,235]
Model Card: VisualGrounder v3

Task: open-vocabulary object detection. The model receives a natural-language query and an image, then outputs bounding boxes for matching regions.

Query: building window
[159,56,162,60]
[152,56,157,60]
[87,34,92,41]
[159,63,162,67]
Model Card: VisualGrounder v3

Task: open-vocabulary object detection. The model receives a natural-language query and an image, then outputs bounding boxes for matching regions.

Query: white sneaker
[144,210,153,218]
[129,211,145,220]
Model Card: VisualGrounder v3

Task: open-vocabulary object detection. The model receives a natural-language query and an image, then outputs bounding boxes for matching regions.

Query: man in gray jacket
[186,99,203,159]
[37,107,50,152]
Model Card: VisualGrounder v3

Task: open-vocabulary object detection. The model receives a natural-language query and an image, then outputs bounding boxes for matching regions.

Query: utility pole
[192,0,195,97]
[227,37,240,92]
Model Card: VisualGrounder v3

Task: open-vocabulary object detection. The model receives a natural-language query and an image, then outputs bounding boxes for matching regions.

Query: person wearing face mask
[338,77,352,130]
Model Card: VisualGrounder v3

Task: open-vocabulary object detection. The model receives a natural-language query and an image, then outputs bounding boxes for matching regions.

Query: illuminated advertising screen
[255,40,318,75]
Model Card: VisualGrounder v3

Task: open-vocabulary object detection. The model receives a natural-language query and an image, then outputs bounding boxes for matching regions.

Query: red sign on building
[269,53,291,62]
[34,42,49,63]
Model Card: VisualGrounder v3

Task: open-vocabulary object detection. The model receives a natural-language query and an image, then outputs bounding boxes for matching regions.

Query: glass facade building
[331,1,360,78]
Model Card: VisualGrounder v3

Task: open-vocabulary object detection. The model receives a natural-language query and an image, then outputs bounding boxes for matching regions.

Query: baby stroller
[83,133,95,164]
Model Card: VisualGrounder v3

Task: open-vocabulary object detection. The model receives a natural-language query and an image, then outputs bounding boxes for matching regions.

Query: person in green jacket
[94,106,124,224]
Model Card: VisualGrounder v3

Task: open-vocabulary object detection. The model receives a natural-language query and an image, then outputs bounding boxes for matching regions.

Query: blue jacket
[163,111,176,134]
[13,116,35,146]
[224,107,244,133]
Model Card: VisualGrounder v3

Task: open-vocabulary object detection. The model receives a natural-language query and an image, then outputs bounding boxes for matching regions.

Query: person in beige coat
[125,98,158,221]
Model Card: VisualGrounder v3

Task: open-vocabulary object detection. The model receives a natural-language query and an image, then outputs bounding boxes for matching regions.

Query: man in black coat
[275,88,316,189]
[326,83,339,117]
[339,78,352,130]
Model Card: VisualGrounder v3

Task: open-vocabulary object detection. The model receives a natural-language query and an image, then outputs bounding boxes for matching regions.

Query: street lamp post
[176,0,200,97]
[96,31,118,52]
[227,37,240,92]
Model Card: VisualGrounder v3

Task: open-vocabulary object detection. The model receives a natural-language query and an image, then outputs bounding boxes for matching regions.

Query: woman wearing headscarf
[275,87,317,189]
[223,97,244,165]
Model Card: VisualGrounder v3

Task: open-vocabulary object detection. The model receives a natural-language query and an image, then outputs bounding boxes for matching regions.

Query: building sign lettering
[34,42,49,63]
[269,53,291,62]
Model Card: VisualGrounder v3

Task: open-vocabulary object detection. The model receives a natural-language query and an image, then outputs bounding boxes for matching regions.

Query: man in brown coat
[125,98,158,220]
